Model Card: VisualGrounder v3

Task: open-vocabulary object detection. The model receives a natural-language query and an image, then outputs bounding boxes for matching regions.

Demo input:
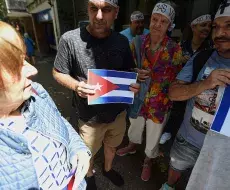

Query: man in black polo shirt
[53,0,139,189]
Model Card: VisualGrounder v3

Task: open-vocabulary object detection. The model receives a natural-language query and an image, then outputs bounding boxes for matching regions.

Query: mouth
[201,31,209,36]
[94,22,105,26]
[24,83,32,90]
[151,28,159,32]
[215,39,229,43]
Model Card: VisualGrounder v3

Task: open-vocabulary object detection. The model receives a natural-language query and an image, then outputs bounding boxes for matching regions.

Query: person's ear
[115,6,120,19]
[191,24,196,32]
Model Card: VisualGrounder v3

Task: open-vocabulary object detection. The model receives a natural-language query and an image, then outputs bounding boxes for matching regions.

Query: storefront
[28,0,58,53]
[5,0,35,43]
[36,9,56,50]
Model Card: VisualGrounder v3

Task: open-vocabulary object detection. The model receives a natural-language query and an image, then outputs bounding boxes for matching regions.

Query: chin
[217,48,230,54]
[200,34,208,39]
[23,95,32,101]
[23,90,33,101]
[95,30,110,38]
[137,30,144,35]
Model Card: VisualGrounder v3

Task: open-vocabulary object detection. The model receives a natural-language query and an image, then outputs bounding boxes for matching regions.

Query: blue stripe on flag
[211,86,230,132]
[91,97,133,105]
[117,84,131,91]
[90,69,137,79]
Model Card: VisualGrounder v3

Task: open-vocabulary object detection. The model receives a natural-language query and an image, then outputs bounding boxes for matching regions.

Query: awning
[30,1,51,14]
[5,0,26,12]
[7,11,31,17]
[5,0,30,17]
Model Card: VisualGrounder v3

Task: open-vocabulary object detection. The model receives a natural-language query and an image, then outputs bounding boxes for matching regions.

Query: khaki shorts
[78,111,126,156]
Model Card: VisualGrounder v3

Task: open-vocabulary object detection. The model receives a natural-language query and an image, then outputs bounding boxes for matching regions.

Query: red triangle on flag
[88,71,119,103]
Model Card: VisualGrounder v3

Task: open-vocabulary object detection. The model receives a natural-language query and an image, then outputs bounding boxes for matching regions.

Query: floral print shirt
[131,34,182,124]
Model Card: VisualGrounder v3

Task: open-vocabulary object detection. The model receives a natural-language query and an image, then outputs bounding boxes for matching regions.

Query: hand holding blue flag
[88,69,138,105]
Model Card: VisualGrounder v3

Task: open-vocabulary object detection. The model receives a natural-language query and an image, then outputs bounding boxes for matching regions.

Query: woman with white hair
[117,0,183,182]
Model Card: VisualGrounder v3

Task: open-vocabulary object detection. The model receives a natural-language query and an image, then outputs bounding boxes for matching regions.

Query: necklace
[150,43,161,54]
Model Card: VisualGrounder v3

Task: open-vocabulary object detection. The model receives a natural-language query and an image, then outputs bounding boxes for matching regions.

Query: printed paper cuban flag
[211,85,230,137]
[88,69,137,105]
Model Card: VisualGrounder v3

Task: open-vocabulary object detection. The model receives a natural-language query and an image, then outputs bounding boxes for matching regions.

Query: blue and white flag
[88,69,137,105]
[211,86,230,137]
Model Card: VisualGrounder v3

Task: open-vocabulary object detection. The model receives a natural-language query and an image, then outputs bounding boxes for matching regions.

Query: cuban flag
[88,69,137,105]
[211,86,230,137]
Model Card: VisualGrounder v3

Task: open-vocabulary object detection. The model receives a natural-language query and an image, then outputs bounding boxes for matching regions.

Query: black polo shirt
[54,27,135,124]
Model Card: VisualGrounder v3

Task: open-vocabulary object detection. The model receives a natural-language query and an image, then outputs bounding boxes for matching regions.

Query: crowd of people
[0,0,230,190]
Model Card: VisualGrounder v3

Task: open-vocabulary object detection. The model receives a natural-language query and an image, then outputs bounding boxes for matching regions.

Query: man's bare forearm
[52,68,79,91]
[169,80,209,101]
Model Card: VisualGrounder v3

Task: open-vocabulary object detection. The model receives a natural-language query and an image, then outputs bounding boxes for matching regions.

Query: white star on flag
[95,83,103,91]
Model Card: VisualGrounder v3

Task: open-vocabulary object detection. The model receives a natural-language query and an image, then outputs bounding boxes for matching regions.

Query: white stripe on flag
[100,90,134,98]
[102,77,136,85]
[219,108,230,136]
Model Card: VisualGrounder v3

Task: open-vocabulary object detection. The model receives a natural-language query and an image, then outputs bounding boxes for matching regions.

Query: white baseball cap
[152,2,175,24]
[191,14,212,26]
[89,0,118,7]
[130,11,144,22]
[215,0,230,19]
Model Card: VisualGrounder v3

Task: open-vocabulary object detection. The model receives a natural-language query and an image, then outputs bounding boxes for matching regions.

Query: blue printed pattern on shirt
[1,119,72,189]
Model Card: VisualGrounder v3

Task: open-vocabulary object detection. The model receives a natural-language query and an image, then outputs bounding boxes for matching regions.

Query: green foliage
[0,0,7,20]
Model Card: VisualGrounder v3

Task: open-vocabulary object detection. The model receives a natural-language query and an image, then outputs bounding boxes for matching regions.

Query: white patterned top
[0,116,73,190]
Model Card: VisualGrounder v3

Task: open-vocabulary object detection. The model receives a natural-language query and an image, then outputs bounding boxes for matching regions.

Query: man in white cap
[117,0,182,182]
[53,0,140,189]
[160,1,230,190]
[120,11,149,43]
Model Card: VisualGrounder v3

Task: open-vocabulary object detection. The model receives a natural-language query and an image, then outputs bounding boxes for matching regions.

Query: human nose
[22,61,38,78]
[155,20,161,28]
[215,27,226,38]
[96,9,103,20]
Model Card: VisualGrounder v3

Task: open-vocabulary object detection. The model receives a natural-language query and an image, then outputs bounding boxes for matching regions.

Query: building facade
[4,0,222,53]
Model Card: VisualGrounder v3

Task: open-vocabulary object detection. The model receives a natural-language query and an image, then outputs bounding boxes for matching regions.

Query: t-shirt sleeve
[176,53,197,83]
[144,29,150,35]
[120,30,125,35]
[54,36,71,74]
